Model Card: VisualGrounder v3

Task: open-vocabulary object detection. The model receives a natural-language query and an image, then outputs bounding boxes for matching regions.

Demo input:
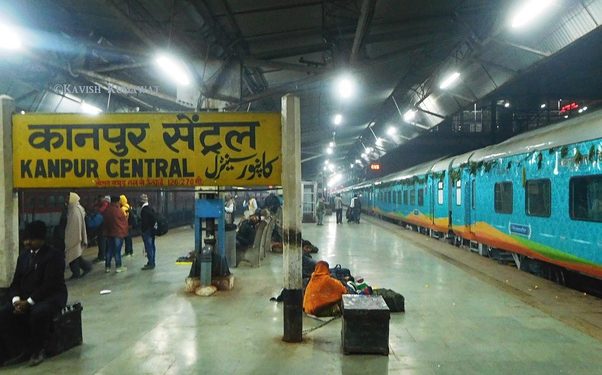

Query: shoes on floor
[115,267,127,273]
[29,350,45,367]
[141,264,155,270]
[105,268,111,273]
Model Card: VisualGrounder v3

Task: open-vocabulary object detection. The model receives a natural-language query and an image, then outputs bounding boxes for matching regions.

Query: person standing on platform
[93,195,110,262]
[139,194,157,271]
[334,193,343,224]
[0,221,67,367]
[315,194,325,226]
[350,194,362,224]
[120,195,134,257]
[248,194,258,216]
[224,194,235,225]
[102,196,128,273]
[65,192,92,280]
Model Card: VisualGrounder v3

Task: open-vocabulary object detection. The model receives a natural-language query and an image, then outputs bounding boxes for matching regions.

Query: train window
[456,180,462,206]
[437,181,444,205]
[404,190,408,205]
[397,191,402,205]
[48,195,57,207]
[418,188,424,206]
[410,188,416,205]
[494,182,513,214]
[569,175,602,222]
[388,191,392,204]
[526,179,551,217]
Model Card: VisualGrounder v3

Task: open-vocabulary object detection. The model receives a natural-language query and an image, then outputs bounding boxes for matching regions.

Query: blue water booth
[193,194,225,286]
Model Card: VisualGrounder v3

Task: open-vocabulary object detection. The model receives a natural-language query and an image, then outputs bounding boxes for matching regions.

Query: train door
[465,176,476,235]
[429,175,435,225]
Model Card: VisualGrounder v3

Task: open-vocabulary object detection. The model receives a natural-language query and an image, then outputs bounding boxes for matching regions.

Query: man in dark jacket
[0,221,67,367]
[139,194,157,270]
[236,214,260,250]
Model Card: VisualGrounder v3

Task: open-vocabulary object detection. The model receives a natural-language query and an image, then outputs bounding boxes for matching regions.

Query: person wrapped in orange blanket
[303,261,347,317]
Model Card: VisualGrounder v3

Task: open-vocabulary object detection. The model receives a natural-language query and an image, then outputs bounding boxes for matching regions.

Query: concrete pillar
[281,94,303,342]
[0,96,19,288]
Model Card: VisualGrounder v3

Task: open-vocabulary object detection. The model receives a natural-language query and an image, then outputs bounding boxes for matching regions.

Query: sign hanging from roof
[12,112,282,188]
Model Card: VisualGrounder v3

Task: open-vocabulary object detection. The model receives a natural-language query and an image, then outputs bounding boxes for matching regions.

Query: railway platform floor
[3,213,602,374]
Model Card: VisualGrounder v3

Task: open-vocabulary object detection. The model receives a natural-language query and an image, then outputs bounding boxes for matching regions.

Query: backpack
[154,214,169,236]
[127,208,139,229]
[85,212,104,230]
[373,288,405,312]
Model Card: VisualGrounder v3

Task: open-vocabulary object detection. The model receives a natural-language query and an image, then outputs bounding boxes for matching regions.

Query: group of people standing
[68,192,158,276]
[316,193,362,225]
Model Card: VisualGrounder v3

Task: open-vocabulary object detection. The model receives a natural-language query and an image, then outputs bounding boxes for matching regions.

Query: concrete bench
[239,221,265,267]
[260,217,275,260]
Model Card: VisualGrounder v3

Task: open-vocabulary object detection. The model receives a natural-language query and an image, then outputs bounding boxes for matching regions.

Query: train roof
[338,111,601,191]
[380,158,443,184]
[471,110,602,162]
[431,156,455,173]
[450,149,475,168]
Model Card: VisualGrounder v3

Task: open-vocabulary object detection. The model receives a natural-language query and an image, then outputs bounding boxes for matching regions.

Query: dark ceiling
[0,0,600,182]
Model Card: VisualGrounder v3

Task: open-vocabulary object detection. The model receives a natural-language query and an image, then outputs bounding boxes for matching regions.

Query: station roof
[0,0,601,179]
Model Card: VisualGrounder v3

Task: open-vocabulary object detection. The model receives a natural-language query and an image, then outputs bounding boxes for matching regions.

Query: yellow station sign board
[13,112,281,188]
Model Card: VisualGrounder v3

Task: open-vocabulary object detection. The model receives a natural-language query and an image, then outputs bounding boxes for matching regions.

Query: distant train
[338,110,602,284]
[18,188,195,240]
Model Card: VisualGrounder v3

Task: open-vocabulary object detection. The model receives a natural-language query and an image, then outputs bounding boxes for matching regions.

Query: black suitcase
[373,289,405,312]
[46,302,83,356]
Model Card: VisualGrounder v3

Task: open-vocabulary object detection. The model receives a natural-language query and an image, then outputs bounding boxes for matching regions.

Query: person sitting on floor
[303,260,347,317]
[0,221,68,367]
[236,214,260,250]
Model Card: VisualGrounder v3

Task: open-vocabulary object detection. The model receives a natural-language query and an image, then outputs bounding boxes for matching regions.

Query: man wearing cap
[0,221,68,367]
[139,194,157,270]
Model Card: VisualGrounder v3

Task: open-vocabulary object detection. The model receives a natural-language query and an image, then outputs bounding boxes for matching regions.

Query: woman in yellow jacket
[120,195,134,257]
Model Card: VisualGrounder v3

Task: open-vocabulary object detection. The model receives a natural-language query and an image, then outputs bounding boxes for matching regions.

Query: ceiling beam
[350,0,376,63]
[236,39,442,106]
[103,0,159,49]
[94,62,151,73]
[415,106,446,119]
[213,1,323,18]
[252,43,332,60]
[492,38,550,57]
[243,57,325,74]
[473,57,518,75]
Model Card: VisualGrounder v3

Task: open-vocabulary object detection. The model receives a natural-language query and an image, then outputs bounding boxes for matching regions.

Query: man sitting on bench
[0,221,68,367]
[236,214,260,250]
